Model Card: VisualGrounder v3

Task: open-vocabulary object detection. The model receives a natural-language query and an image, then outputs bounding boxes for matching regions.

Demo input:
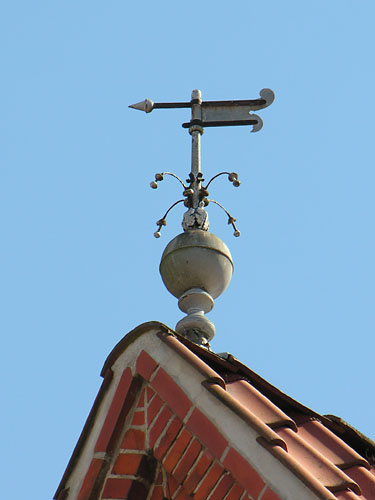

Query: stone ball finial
[159,230,233,344]
[159,230,233,299]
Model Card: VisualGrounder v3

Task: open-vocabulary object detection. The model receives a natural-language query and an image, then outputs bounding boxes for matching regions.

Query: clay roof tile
[275,427,362,495]
[344,466,375,499]
[297,420,369,471]
[225,379,297,431]
[334,491,365,500]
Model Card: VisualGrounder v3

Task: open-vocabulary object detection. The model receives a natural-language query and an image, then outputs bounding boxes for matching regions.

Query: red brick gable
[74,349,280,500]
[55,323,375,500]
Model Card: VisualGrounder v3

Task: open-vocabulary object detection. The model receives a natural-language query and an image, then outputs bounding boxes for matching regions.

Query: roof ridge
[173,334,375,466]
[324,415,375,465]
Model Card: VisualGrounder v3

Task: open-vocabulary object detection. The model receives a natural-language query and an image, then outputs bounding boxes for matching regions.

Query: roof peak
[55,322,375,500]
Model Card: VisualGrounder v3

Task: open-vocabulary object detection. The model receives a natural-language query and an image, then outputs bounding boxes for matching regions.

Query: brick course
[187,407,229,460]
[147,393,164,426]
[209,472,235,499]
[260,487,282,500]
[77,458,105,500]
[163,428,193,473]
[101,478,132,499]
[131,409,144,426]
[112,453,143,475]
[153,416,183,461]
[120,428,145,450]
[223,447,265,499]
[136,350,158,381]
[225,482,245,499]
[149,484,164,500]
[94,368,133,453]
[150,367,192,420]
[193,462,225,500]
[149,406,173,450]
[182,450,213,494]
[80,350,281,500]
[173,438,201,482]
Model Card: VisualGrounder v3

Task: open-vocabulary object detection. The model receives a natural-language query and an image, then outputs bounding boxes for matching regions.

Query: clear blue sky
[1,2,374,499]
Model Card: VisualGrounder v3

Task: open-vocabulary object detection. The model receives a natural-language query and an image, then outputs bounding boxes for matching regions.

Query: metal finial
[129,89,274,344]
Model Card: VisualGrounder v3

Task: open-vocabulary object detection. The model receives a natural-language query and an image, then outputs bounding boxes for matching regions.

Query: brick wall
[77,350,281,500]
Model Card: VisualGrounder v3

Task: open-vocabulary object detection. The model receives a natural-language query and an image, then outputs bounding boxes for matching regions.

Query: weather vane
[129,89,274,345]
[129,89,274,238]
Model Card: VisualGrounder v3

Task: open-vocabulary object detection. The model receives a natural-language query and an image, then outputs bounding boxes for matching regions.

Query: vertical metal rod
[189,89,204,209]
[190,130,201,208]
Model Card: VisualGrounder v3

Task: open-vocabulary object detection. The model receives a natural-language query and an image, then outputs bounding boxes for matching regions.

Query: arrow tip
[128,98,154,113]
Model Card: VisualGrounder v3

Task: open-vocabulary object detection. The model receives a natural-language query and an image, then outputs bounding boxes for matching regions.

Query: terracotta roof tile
[323,415,375,466]
[160,329,375,499]
[334,491,366,500]
[202,380,287,450]
[257,437,337,500]
[297,420,370,470]
[225,380,297,431]
[275,427,361,494]
[175,333,375,499]
[345,466,375,499]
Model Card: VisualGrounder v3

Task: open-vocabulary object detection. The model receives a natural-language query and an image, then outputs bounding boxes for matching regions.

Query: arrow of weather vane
[129,88,274,132]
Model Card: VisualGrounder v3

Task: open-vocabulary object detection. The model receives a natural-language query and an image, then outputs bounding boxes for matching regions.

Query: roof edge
[100,321,172,377]
[171,337,375,464]
[54,368,113,500]
[55,321,169,500]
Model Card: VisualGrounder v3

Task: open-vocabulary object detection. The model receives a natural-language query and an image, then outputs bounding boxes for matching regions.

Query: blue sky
[1,2,374,499]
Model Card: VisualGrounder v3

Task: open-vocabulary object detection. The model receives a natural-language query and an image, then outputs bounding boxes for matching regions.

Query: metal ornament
[129,88,274,129]
[129,88,274,238]
[130,89,274,345]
